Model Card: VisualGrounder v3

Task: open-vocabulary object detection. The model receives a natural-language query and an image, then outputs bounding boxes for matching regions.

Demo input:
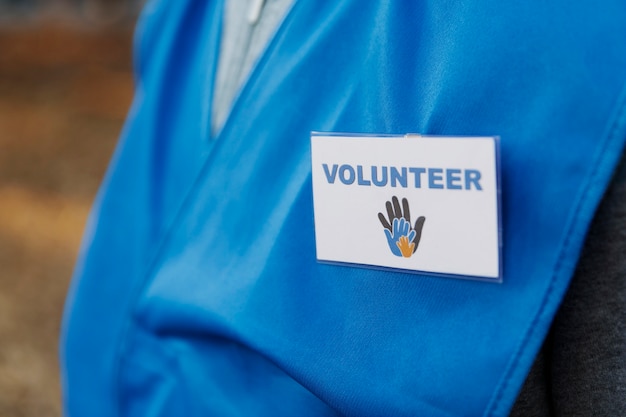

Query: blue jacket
[61,1,626,415]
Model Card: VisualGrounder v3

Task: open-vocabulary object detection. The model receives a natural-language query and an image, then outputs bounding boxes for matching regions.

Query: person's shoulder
[131,0,195,80]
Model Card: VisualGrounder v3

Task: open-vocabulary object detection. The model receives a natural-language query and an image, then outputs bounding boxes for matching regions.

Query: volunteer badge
[311,133,502,282]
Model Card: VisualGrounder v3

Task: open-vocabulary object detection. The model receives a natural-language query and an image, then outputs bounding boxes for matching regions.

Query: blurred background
[0,1,143,415]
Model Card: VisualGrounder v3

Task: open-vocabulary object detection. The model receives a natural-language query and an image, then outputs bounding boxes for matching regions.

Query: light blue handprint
[384,217,416,257]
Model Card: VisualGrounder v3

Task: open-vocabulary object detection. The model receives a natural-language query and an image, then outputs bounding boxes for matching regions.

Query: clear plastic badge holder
[310,132,503,283]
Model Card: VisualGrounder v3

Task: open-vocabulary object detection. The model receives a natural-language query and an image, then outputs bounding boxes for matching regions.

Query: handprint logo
[378,196,426,258]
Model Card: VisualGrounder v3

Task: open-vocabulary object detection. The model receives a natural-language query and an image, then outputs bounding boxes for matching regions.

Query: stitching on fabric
[485,84,626,417]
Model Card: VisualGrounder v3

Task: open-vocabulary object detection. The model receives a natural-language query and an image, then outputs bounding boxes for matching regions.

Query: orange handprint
[396,235,415,258]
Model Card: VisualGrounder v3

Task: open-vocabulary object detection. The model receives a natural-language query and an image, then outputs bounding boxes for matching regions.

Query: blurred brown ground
[0,21,135,416]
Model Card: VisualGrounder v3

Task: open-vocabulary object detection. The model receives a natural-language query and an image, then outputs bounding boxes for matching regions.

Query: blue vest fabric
[61,1,626,416]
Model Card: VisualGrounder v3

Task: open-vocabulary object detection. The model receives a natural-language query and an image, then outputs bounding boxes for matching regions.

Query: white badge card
[310,133,502,282]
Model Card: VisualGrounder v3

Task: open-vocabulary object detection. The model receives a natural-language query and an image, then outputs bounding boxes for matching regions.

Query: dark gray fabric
[510,340,554,416]
[511,151,626,416]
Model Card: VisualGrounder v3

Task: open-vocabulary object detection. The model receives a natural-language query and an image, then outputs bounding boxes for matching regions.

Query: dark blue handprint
[383,217,416,257]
